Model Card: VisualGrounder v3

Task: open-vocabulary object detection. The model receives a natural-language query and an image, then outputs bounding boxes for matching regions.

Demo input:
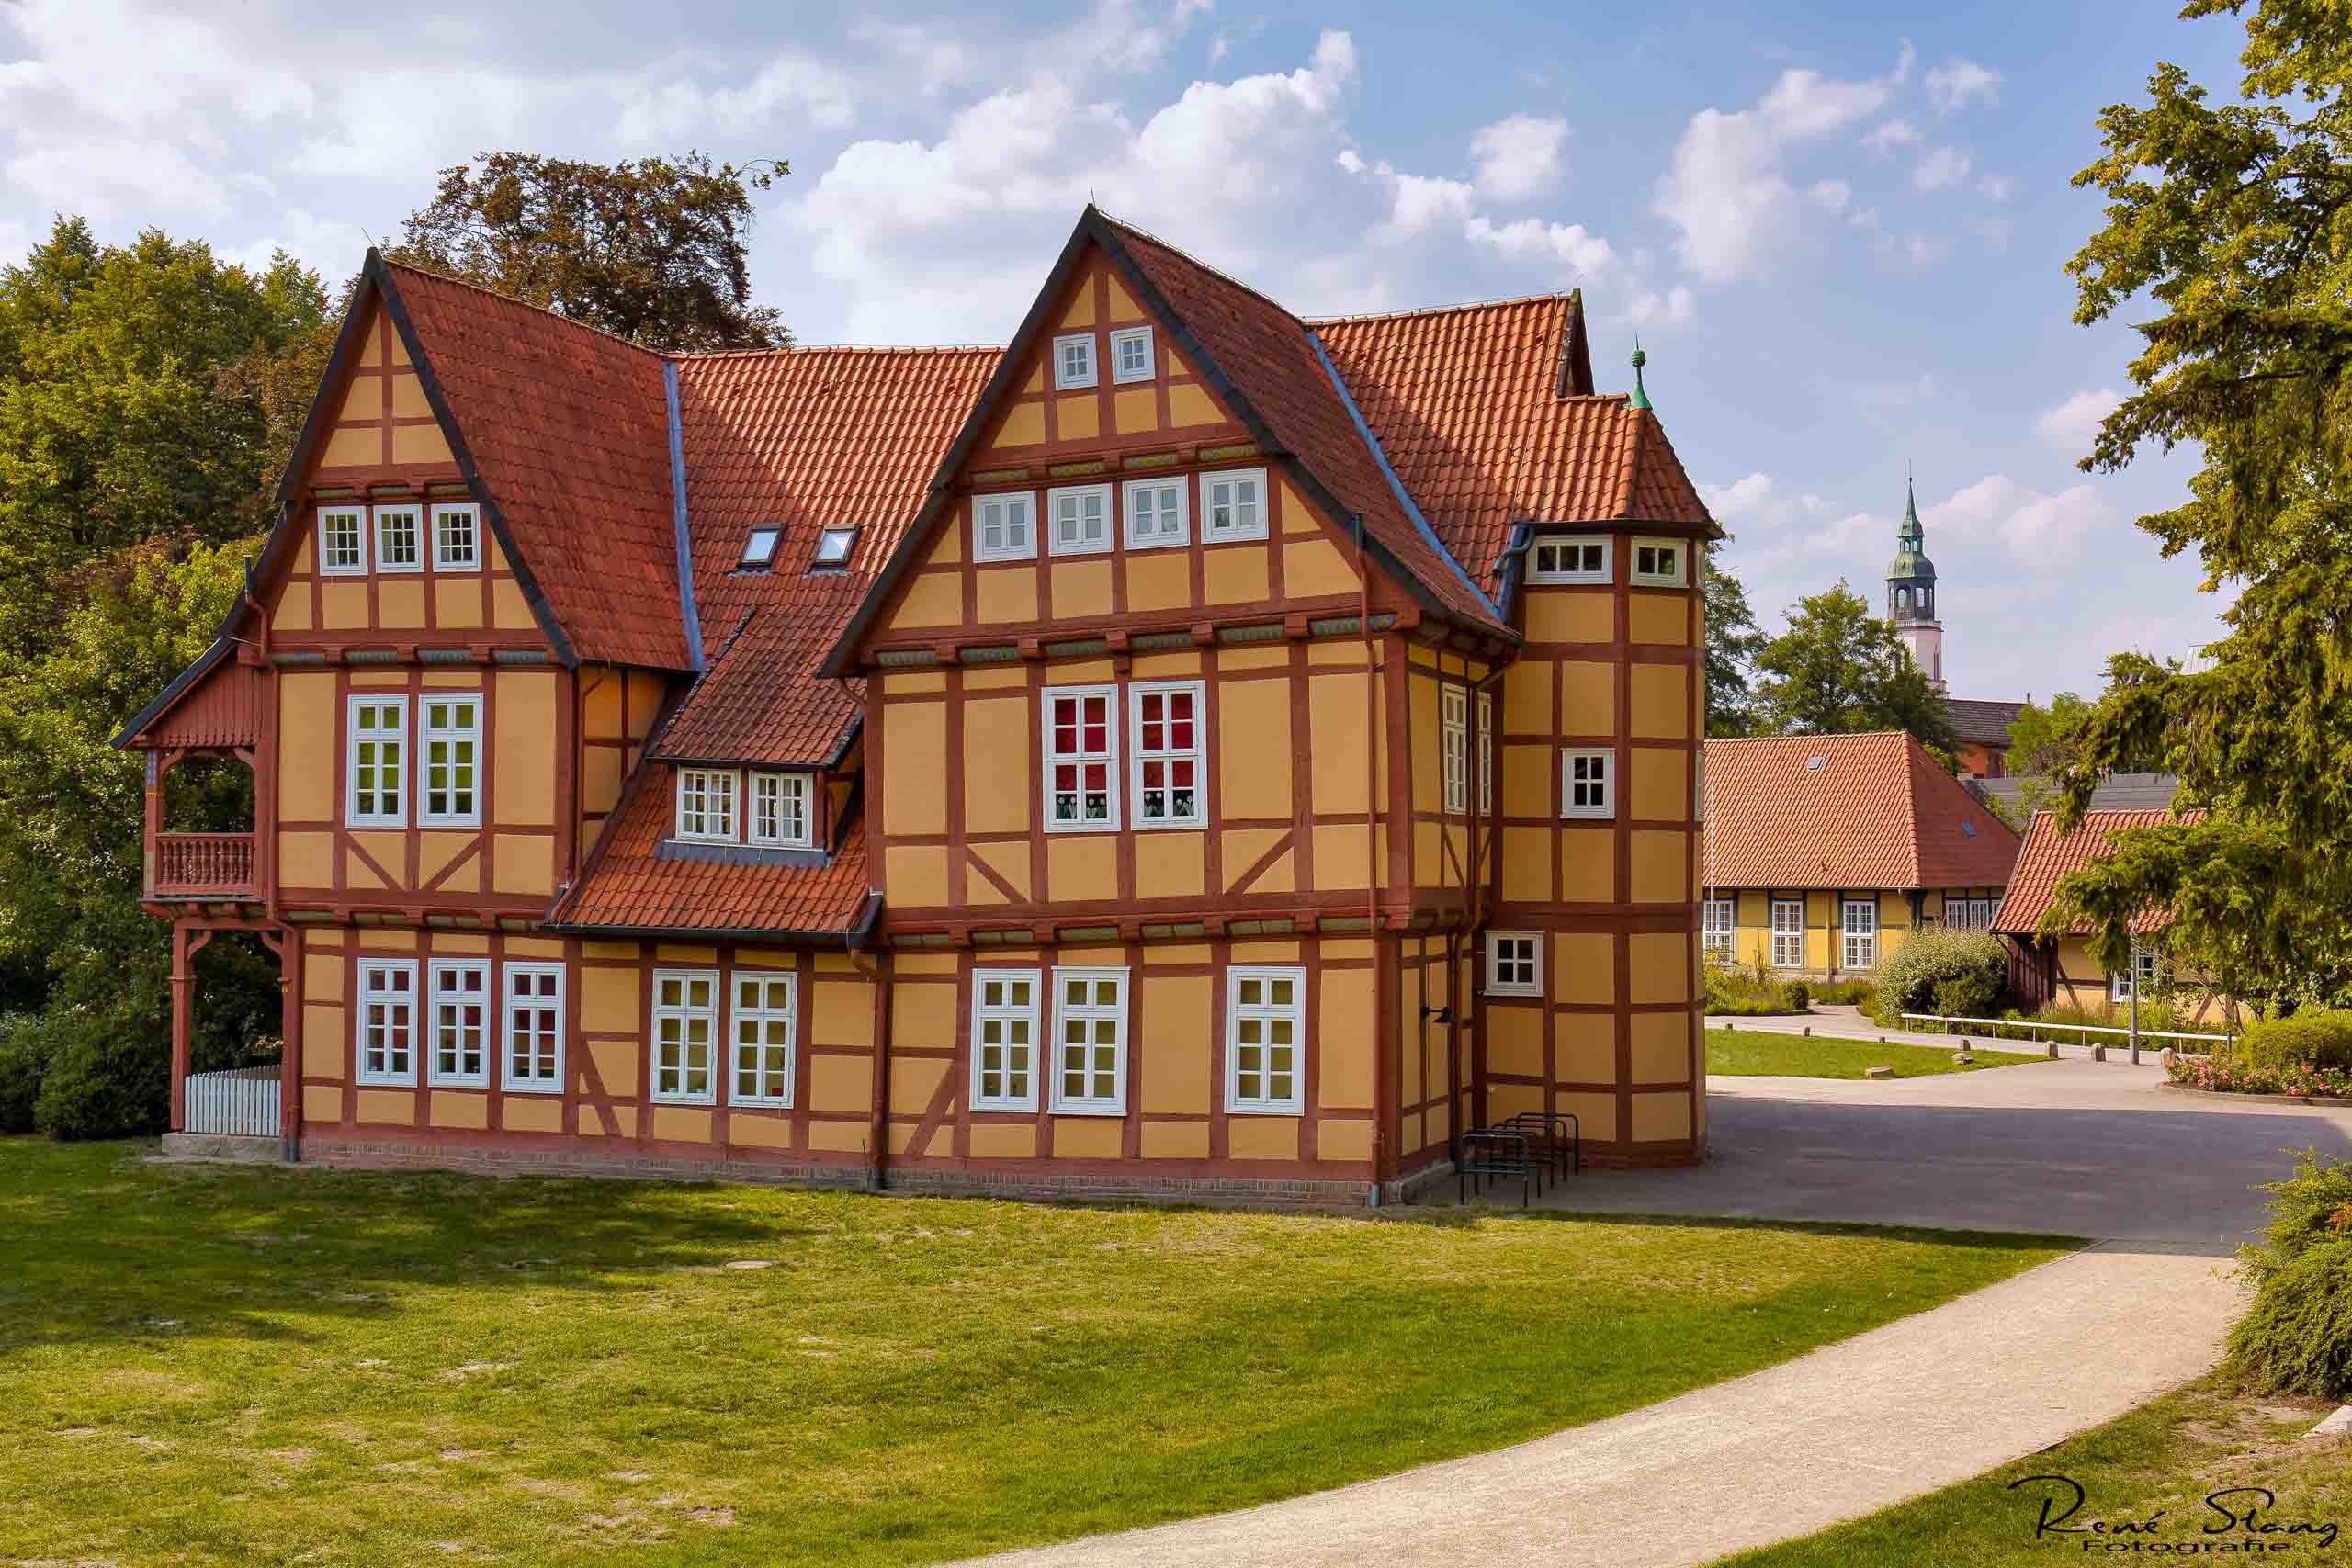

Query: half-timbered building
[118,208,1718,1202]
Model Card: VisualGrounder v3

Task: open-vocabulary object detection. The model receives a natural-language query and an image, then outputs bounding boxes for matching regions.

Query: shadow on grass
[1452,1204,2088,1253]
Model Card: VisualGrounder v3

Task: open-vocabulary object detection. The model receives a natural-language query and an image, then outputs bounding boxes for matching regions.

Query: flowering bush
[2168,1049,2352,1099]
[2231,1151,2352,1397]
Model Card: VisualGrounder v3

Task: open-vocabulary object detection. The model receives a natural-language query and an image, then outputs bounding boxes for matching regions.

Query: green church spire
[1627,344,1651,411]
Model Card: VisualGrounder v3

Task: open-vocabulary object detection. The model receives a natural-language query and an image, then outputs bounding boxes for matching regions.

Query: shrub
[1704,959,1810,1015]
[2229,1151,2352,1397]
[1779,980,1811,1011]
[32,1005,167,1142]
[0,1013,46,1133]
[2235,1010,2352,1074]
[1811,978,1876,1009]
[1871,927,2008,1027]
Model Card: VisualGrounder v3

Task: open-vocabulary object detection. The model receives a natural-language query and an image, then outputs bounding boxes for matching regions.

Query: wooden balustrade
[153,832,256,898]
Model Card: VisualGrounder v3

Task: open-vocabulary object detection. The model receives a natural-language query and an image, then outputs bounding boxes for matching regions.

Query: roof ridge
[376,254,674,359]
[1093,208,1308,330]
[673,342,1005,361]
[1306,291,1577,326]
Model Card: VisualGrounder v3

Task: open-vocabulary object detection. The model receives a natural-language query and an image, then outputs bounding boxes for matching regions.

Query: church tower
[1887,481,1944,692]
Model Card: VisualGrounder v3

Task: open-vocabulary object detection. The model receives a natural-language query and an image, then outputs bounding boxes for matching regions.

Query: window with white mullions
[971,969,1041,1111]
[1703,898,1736,958]
[975,492,1036,560]
[420,694,481,827]
[651,970,718,1104]
[347,695,408,828]
[2110,950,2160,1003]
[356,961,418,1085]
[1110,325,1154,383]
[1529,537,1609,583]
[1122,476,1188,548]
[750,772,813,849]
[1632,536,1686,586]
[1441,686,1469,815]
[373,503,424,573]
[1227,965,1305,1113]
[1201,468,1267,540]
[730,971,797,1108]
[1050,967,1127,1114]
[1476,690,1494,816]
[1130,681,1204,829]
[1770,899,1804,968]
[1841,898,1878,969]
[319,506,367,575]
[427,960,490,1086]
[1561,749,1612,818]
[432,502,480,570]
[1044,685,1120,830]
[503,963,564,1092]
[675,768,738,842]
[1048,483,1113,555]
[1486,932,1542,997]
[1052,332,1096,389]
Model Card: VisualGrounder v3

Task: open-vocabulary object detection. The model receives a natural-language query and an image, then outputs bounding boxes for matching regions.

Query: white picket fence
[185,1066,280,1137]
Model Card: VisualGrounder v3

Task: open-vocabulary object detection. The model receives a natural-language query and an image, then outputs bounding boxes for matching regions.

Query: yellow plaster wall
[277,673,338,823]
[493,671,557,827]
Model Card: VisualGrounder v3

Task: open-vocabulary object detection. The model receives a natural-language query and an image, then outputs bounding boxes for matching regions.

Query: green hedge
[1871,927,2007,1026]
[2234,1010,2352,1073]
[2230,1151,2352,1397]
[0,1013,45,1133]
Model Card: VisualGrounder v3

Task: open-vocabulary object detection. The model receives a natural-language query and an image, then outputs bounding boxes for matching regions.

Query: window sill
[500,1082,562,1096]
[1226,1104,1303,1117]
[1049,1104,1126,1118]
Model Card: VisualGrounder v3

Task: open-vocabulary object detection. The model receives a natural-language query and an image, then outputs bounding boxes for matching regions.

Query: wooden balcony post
[168,921,193,1133]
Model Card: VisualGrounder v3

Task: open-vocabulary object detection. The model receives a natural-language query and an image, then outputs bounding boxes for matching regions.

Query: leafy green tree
[2043,0,2352,1002]
[388,151,790,349]
[1749,581,1961,756]
[1703,545,1767,737]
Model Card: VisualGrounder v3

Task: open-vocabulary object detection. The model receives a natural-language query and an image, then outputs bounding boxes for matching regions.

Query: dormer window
[812,525,857,570]
[1529,537,1609,584]
[675,768,738,842]
[1632,537,1686,586]
[741,527,781,570]
[1053,333,1097,389]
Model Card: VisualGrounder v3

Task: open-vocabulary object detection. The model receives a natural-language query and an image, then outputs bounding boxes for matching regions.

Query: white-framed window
[1227,965,1305,1113]
[1946,897,1994,931]
[1561,749,1613,819]
[1703,897,1736,959]
[1841,898,1878,970]
[2110,950,2160,1003]
[432,502,480,570]
[427,959,491,1087]
[1486,932,1542,998]
[674,768,739,843]
[971,968,1042,1112]
[813,525,857,570]
[1050,966,1128,1115]
[373,503,424,573]
[974,492,1037,561]
[356,960,418,1086]
[318,505,368,575]
[1441,685,1469,815]
[650,969,719,1105]
[750,772,814,849]
[419,693,481,829]
[1053,332,1097,389]
[1110,325,1155,384]
[1130,681,1205,829]
[730,970,797,1108]
[502,963,564,1093]
[1632,536,1687,586]
[1530,537,1610,584]
[1476,690,1495,816]
[346,695,408,828]
[1201,468,1268,541]
[1047,483,1113,556]
[1122,476,1188,548]
[1043,684,1120,830]
[1770,899,1805,968]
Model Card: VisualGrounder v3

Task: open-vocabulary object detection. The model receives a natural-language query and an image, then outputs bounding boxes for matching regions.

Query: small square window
[1201,468,1268,541]
[1632,537,1686,586]
[1047,484,1114,557]
[1053,333,1097,390]
[741,527,781,569]
[1529,537,1610,584]
[318,506,368,576]
[373,504,423,573]
[432,503,480,570]
[1122,477,1188,549]
[1110,326,1154,384]
[1562,749,1613,818]
[813,526,857,570]
[975,493,1037,561]
[1486,932,1543,997]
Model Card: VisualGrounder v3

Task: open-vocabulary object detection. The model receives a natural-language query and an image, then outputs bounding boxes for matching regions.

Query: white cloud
[1627,283,1695,327]
[1469,113,1568,199]
[1380,172,1479,241]
[1927,473,2113,559]
[1913,145,1973,191]
[1925,57,2001,113]
[1335,148,1367,175]
[2035,388,2124,451]
[1862,118,1921,153]
[1978,173,2015,202]
[5,135,238,220]
[1698,472,1833,528]
[1464,216,1614,276]
[1055,0,1216,76]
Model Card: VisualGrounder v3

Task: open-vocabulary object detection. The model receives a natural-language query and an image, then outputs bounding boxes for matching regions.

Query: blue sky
[0,0,2249,700]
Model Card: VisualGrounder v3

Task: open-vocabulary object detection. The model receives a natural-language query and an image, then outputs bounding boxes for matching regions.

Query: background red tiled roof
[658,344,1001,763]
[384,261,693,670]
[1313,298,1714,597]
[1102,218,1509,633]
[1994,807,2194,937]
[552,762,876,935]
[1702,731,2021,890]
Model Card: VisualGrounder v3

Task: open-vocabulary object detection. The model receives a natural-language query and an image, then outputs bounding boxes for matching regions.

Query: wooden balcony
[153,832,257,900]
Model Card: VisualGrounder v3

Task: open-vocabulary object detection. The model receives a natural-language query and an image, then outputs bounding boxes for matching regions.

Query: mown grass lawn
[1722,1371,2352,1566]
[1707,1028,2047,1079]
[1,1137,2066,1567]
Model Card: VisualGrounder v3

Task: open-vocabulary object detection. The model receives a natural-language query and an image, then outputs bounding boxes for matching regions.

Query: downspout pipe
[1357,512,1384,1209]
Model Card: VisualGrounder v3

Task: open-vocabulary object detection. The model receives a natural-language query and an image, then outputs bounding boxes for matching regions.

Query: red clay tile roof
[1101,217,1510,634]
[1993,808,2196,937]
[1702,731,2021,890]
[382,260,694,670]
[550,762,877,936]
[658,344,1001,764]
[1313,297,1715,596]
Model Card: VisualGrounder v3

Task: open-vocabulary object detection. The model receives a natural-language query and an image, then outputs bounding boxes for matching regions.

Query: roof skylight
[741,527,781,570]
[812,525,857,570]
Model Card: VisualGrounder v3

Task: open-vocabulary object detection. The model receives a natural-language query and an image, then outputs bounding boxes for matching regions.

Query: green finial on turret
[1628,343,1652,411]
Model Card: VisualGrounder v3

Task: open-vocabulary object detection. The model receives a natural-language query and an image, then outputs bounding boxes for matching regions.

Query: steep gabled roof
[1703,731,2021,890]
[1994,807,2196,937]
[657,344,1001,764]
[1946,697,2029,748]
[1313,297,1715,598]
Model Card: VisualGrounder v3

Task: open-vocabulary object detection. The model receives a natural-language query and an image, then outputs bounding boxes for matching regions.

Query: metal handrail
[1900,1012,2233,1045]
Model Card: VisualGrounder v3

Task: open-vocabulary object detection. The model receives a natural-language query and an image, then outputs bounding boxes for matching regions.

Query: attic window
[812,525,857,570]
[741,528,781,570]
[1805,755,1826,772]
[1962,820,1979,837]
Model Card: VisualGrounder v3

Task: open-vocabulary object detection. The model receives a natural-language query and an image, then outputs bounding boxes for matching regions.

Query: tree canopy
[1702,545,1767,737]
[1747,581,1960,757]
[387,151,790,350]
[2043,0,2352,1004]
